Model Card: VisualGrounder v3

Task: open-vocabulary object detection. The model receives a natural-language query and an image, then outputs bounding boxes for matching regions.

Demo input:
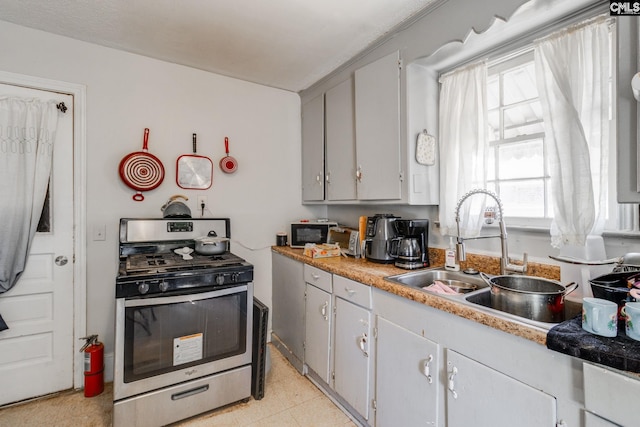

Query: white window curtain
[438,61,489,237]
[534,15,613,248]
[0,97,59,294]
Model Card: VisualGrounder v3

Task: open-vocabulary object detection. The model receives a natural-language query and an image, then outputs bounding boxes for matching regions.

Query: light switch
[93,224,106,241]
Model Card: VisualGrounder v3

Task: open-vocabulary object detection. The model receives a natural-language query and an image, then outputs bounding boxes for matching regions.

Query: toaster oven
[328,227,360,257]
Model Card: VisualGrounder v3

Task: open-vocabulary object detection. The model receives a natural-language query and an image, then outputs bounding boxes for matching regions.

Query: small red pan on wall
[219,136,238,174]
[176,133,213,189]
[119,128,165,201]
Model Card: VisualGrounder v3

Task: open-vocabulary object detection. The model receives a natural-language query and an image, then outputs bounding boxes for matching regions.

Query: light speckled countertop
[272,246,555,345]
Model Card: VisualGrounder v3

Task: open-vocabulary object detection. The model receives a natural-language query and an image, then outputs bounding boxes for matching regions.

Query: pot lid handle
[208,230,218,237]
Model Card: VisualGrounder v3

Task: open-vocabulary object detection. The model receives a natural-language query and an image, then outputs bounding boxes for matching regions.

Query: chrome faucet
[454,189,528,275]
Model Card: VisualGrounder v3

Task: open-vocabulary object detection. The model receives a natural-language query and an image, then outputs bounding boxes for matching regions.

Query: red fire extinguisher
[80,335,104,397]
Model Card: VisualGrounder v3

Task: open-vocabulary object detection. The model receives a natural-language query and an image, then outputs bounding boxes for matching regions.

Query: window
[454,19,621,232]
[486,50,551,224]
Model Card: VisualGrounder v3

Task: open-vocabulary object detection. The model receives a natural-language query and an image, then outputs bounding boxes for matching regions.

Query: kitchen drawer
[584,362,640,426]
[304,265,332,293]
[334,275,372,309]
[584,411,621,427]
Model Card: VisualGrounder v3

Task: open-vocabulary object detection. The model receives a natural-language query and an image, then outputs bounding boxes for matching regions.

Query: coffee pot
[397,237,422,263]
[393,219,430,269]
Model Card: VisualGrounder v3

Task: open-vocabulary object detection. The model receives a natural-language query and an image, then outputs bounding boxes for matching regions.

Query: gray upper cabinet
[300,49,439,205]
[325,78,357,201]
[355,50,402,201]
[616,16,640,203]
[301,94,325,202]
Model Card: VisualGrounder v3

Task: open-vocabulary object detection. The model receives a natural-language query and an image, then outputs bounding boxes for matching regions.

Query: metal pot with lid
[161,194,192,218]
[480,273,578,323]
[194,231,230,255]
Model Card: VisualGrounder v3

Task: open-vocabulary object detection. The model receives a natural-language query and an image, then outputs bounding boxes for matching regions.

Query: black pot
[589,271,639,319]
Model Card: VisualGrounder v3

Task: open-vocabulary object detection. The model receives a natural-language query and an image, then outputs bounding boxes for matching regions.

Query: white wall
[0,21,326,360]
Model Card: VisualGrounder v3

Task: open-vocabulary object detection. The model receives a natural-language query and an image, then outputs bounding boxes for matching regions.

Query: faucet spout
[454,189,528,275]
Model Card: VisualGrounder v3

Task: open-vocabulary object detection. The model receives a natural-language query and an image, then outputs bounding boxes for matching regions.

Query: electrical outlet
[197,196,208,209]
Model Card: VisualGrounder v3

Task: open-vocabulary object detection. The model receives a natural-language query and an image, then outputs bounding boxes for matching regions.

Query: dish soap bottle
[445,237,460,271]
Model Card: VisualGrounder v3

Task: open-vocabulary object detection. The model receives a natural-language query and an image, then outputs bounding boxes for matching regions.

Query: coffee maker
[394,219,429,269]
[364,214,400,263]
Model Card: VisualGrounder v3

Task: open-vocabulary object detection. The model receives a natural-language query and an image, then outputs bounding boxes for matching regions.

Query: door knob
[55,256,68,266]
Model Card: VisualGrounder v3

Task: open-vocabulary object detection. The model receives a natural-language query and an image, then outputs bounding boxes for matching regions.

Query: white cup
[621,302,640,341]
[582,297,618,337]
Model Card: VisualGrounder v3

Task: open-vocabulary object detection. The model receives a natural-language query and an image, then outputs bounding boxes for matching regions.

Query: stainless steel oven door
[114,283,253,401]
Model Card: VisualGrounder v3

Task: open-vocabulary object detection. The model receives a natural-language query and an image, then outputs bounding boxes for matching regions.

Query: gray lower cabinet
[333,296,372,421]
[332,274,373,421]
[445,349,556,427]
[583,362,640,426]
[375,316,439,427]
[304,265,333,384]
[584,412,621,427]
[271,252,305,372]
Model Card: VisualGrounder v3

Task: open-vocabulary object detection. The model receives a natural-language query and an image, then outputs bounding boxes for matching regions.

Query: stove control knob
[216,275,225,285]
[159,281,169,293]
[138,282,150,294]
[231,272,240,282]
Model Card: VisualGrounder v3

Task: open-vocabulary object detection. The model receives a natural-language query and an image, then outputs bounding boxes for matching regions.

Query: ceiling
[0,0,438,92]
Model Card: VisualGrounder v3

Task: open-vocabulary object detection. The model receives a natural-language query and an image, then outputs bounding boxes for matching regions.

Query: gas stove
[116,218,253,298]
[114,217,255,426]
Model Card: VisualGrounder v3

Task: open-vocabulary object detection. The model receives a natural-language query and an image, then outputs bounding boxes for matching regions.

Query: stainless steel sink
[385,268,582,330]
[384,268,488,295]
[464,289,583,329]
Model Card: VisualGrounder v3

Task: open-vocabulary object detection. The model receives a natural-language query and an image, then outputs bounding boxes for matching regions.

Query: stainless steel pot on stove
[194,231,229,255]
[480,273,578,323]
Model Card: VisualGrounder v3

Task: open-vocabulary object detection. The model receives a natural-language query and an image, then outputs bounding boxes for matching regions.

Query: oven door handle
[123,284,248,307]
[171,385,210,401]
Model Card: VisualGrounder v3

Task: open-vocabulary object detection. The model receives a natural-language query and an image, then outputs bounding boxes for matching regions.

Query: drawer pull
[171,385,209,401]
[357,333,369,357]
[422,355,434,384]
[448,366,458,399]
[311,273,320,280]
[345,287,356,297]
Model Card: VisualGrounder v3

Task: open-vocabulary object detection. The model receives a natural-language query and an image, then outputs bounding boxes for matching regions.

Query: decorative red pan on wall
[119,128,165,201]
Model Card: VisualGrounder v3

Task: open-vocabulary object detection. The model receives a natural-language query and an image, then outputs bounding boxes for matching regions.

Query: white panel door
[301,93,325,202]
[446,349,557,427]
[333,297,371,420]
[304,283,332,383]
[375,316,439,427]
[355,50,402,200]
[0,83,74,406]
[325,78,356,201]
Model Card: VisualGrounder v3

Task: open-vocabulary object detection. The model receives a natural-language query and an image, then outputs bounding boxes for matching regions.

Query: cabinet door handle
[448,366,458,399]
[316,173,322,184]
[421,355,434,384]
[357,333,369,357]
[320,301,328,320]
[326,171,331,184]
[356,166,363,182]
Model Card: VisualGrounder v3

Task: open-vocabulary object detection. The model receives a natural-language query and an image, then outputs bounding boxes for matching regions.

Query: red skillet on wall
[219,136,238,174]
[118,128,165,201]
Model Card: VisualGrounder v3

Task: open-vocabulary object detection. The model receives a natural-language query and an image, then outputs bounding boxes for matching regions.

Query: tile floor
[0,344,357,427]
